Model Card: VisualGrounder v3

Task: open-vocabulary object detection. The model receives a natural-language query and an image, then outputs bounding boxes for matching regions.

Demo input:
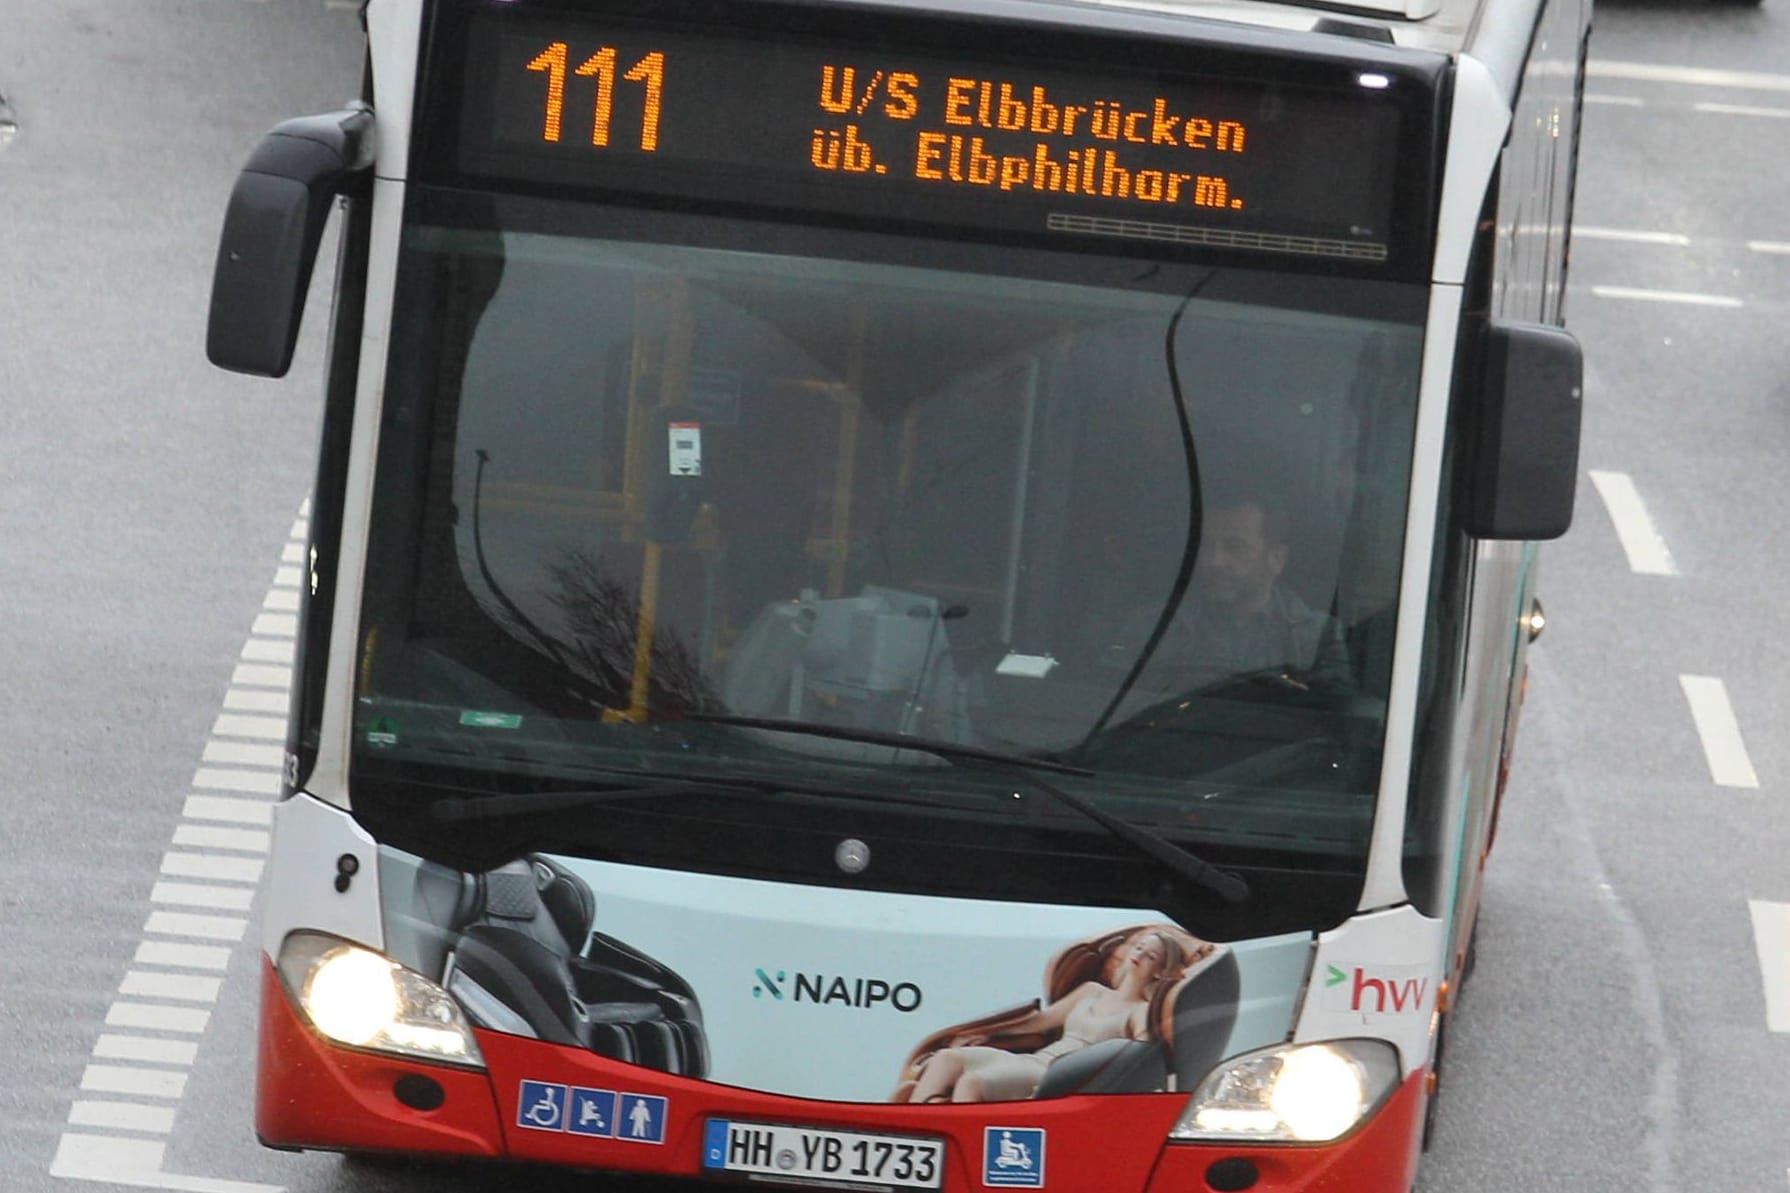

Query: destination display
[453,10,1418,261]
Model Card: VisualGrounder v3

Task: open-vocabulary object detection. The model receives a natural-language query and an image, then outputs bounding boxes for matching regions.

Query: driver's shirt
[1112,587,1351,691]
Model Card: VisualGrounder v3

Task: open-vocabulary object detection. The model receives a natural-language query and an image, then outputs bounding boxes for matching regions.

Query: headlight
[1169,1040,1400,1143]
[276,932,485,1069]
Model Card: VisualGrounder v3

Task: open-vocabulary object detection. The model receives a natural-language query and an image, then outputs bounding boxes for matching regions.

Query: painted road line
[191,768,280,795]
[211,713,287,741]
[68,1101,179,1134]
[240,638,296,665]
[118,972,224,1004]
[223,688,289,714]
[1583,94,1643,106]
[143,911,248,943]
[1680,676,1760,789]
[171,824,270,853]
[148,881,256,913]
[80,1066,188,1100]
[133,941,233,971]
[1589,60,1790,94]
[281,541,304,565]
[231,663,293,689]
[1573,226,1690,246]
[55,505,301,1193]
[1750,241,1790,255]
[159,852,265,884]
[171,824,270,854]
[1586,470,1678,576]
[93,1036,201,1067]
[181,794,274,824]
[1696,101,1790,119]
[1589,285,1744,308]
[1748,901,1790,1032]
[51,1134,283,1193]
[105,1004,211,1034]
[201,740,284,768]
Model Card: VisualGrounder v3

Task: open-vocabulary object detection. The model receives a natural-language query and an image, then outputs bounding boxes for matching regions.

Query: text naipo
[754,968,923,1012]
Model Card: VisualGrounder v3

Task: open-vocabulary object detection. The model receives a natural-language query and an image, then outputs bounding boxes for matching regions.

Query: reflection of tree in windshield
[543,549,717,717]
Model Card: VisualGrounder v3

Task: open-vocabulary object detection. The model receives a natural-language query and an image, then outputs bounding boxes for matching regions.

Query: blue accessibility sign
[983,1126,1045,1187]
[568,1088,619,1138]
[617,1093,669,1145]
[517,1081,568,1133]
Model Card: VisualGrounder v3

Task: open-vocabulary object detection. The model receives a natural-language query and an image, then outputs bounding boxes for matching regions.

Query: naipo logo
[753,968,923,1013]
[1322,963,1431,1015]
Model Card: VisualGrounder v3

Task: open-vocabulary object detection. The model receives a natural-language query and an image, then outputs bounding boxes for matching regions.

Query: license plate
[703,1120,945,1189]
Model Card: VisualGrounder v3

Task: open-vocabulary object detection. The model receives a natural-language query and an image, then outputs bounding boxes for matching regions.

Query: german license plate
[702,1120,945,1189]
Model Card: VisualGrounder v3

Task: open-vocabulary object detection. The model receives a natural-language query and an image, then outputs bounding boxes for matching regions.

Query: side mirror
[1461,320,1583,541]
[206,104,375,377]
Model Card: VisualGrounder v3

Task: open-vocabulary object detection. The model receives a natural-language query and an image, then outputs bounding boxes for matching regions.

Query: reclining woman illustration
[902,928,1217,1103]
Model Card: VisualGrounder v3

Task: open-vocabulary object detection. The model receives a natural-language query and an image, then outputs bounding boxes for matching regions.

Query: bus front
[228,0,1475,1189]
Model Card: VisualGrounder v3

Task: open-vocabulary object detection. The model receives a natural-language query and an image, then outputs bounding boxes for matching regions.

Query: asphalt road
[2,1,1788,1191]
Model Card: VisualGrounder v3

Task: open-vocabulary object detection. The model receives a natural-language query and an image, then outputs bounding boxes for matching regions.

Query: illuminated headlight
[1169,1040,1400,1143]
[276,932,484,1069]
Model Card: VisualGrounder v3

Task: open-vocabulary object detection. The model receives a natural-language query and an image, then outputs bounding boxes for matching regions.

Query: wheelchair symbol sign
[518,1081,568,1132]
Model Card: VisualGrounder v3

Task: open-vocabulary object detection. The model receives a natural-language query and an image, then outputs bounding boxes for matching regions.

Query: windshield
[351,188,1425,935]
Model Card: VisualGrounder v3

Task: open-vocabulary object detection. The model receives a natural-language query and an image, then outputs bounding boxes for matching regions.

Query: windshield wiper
[687,713,1249,904]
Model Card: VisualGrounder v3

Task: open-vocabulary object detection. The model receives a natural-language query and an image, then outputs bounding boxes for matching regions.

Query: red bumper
[258,958,1425,1190]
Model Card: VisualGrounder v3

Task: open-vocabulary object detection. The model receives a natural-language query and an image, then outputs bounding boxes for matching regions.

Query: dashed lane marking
[1589,285,1745,308]
[1750,241,1790,255]
[1747,901,1790,1032]
[50,505,305,1193]
[1680,675,1760,790]
[1573,226,1690,246]
[1588,60,1790,95]
[1694,101,1790,120]
[1587,470,1678,577]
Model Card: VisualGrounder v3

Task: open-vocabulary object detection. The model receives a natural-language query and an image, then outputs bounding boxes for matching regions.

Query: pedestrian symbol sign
[618,1093,668,1145]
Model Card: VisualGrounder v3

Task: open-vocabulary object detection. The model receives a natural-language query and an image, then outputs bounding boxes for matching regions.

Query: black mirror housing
[1462,320,1583,541]
[206,105,375,378]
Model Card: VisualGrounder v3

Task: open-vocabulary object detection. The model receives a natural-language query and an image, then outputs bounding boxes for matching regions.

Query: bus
[206,0,1587,1187]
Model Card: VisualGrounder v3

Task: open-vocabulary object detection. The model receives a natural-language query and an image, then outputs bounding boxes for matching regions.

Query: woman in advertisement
[896,927,1219,1103]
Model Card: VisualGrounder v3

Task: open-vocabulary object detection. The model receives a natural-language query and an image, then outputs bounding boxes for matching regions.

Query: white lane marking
[1590,285,1745,308]
[1696,101,1790,120]
[1589,60,1790,94]
[181,794,274,823]
[133,941,232,971]
[118,972,224,1004]
[223,688,289,714]
[80,1067,188,1100]
[159,852,265,884]
[105,1004,211,1035]
[93,1036,200,1067]
[56,507,300,1193]
[251,612,298,638]
[1750,241,1790,255]
[171,824,269,854]
[51,1133,283,1192]
[1680,676,1760,789]
[1584,93,1644,106]
[143,911,248,943]
[241,638,295,664]
[68,1101,178,1134]
[280,541,304,565]
[190,768,280,796]
[1573,226,1690,246]
[1748,901,1790,1032]
[1587,470,1678,576]
[231,663,293,689]
[201,740,284,768]
[148,881,256,912]
[211,713,287,741]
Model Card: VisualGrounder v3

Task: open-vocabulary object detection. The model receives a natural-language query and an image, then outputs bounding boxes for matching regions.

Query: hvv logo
[1322,964,1430,1014]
